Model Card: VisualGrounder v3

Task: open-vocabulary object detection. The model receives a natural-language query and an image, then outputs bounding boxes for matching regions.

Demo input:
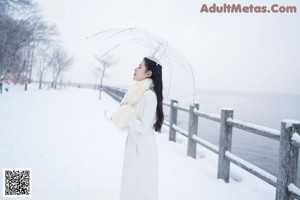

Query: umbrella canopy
[87,27,195,104]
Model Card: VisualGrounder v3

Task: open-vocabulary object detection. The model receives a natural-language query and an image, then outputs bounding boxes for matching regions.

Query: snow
[292,132,300,143]
[288,183,300,197]
[221,107,234,111]
[193,109,221,121]
[227,118,280,137]
[282,119,300,128]
[0,84,275,200]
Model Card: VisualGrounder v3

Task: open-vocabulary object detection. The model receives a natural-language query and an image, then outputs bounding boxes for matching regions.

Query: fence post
[276,120,300,200]
[217,108,233,183]
[187,102,199,158]
[24,82,28,91]
[169,99,178,142]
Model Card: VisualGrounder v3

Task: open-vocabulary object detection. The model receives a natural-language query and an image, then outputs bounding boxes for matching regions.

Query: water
[165,90,300,185]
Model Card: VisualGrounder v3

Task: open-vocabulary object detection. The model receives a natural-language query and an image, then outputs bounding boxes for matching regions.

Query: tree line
[0,0,73,92]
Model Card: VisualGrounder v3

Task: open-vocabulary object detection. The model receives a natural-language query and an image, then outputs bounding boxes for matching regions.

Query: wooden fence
[34,80,99,90]
[24,81,300,200]
[102,85,300,200]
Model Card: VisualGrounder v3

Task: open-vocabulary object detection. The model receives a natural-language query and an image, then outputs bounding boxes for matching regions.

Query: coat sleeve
[111,104,136,132]
[126,90,157,134]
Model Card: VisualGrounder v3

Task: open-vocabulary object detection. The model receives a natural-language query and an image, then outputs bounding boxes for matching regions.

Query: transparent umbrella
[86,27,195,104]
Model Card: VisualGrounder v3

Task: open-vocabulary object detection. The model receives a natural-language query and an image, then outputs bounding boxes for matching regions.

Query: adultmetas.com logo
[200,3,297,13]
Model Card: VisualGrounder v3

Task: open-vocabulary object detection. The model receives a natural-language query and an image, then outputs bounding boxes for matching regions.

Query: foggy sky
[37,0,300,95]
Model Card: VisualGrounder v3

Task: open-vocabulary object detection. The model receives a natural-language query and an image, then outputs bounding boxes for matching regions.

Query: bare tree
[0,0,35,84]
[50,47,73,89]
[93,55,117,99]
[0,0,59,93]
[36,49,52,89]
[0,13,30,92]
[0,0,34,18]
[25,17,58,83]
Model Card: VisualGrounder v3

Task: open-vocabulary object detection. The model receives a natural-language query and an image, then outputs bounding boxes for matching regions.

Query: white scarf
[112,78,153,132]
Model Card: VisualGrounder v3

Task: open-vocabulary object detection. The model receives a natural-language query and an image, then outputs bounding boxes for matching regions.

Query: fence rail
[227,118,280,141]
[22,82,300,200]
[101,85,300,200]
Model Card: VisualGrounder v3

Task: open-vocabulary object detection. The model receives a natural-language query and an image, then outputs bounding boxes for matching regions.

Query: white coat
[119,89,159,200]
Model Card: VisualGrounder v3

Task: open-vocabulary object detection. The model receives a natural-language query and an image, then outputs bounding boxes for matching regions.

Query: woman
[112,57,164,200]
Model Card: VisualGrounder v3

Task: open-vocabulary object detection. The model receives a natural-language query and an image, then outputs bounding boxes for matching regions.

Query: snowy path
[0,85,275,200]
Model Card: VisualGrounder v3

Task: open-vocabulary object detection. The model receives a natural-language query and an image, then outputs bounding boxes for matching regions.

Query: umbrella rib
[86,28,119,39]
[100,38,140,57]
[86,27,138,41]
[103,27,136,41]
[87,26,196,103]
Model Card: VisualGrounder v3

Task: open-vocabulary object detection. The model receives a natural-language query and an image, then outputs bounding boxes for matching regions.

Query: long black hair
[143,57,164,132]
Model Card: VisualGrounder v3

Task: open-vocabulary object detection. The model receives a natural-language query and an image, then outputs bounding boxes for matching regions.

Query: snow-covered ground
[0,84,275,200]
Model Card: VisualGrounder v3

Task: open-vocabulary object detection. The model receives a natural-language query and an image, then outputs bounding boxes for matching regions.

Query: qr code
[3,168,32,197]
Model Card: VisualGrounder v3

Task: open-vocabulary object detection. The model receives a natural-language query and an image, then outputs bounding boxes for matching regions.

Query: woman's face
[133,60,152,81]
